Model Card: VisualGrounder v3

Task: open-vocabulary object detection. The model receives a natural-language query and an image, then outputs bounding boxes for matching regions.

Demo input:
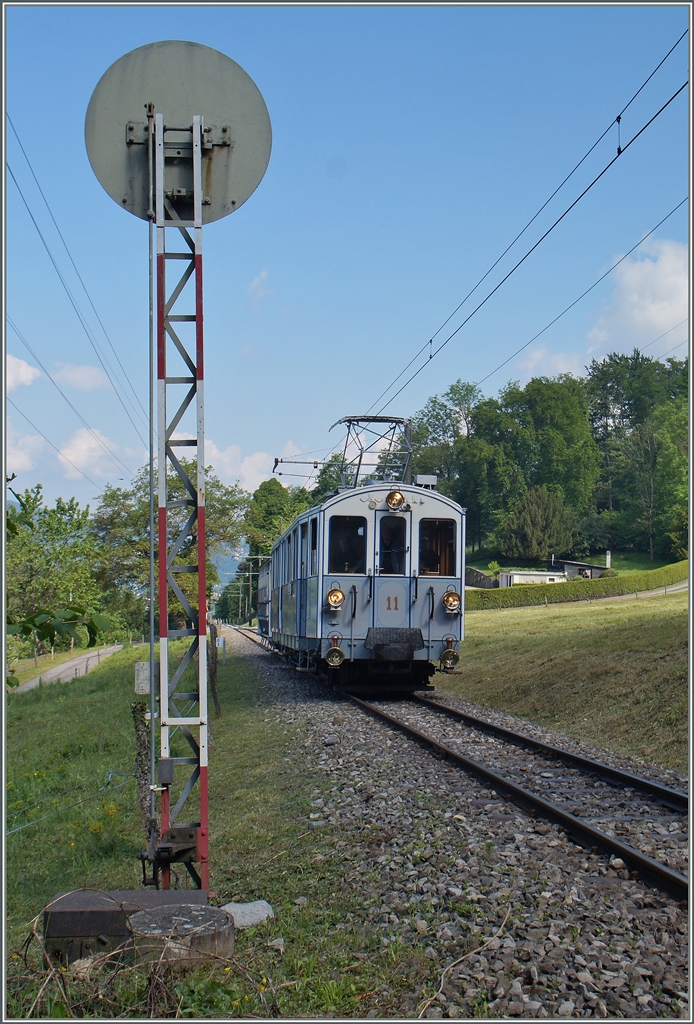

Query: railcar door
[411,514,464,646]
[373,510,411,628]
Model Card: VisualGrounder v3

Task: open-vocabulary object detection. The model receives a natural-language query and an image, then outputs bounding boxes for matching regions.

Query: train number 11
[386,596,399,611]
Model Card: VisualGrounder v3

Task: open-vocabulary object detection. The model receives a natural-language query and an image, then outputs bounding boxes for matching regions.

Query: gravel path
[15,644,123,692]
[224,627,689,1019]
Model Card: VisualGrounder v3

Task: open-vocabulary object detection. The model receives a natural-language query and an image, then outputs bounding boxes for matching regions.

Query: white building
[498,570,568,588]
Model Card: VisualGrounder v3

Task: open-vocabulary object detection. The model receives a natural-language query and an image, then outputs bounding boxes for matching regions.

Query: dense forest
[6,350,688,641]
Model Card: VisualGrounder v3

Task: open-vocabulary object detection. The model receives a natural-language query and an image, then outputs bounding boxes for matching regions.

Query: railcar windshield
[379,516,406,575]
[419,519,456,576]
[329,516,366,574]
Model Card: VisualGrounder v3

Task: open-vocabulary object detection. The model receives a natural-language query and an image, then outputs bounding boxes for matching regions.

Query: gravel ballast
[223,628,689,1019]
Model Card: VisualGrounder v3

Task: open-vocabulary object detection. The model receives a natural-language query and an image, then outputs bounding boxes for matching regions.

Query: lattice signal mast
[85,41,271,889]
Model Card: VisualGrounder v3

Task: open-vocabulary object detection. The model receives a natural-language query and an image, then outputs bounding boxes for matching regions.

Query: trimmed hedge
[465,560,688,611]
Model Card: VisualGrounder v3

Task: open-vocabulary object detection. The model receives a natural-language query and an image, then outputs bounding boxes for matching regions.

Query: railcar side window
[310,518,318,575]
[379,516,406,575]
[300,522,308,577]
[419,519,456,576]
[329,516,366,574]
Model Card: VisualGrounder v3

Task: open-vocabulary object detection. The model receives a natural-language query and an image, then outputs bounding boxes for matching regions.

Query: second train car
[257,477,465,692]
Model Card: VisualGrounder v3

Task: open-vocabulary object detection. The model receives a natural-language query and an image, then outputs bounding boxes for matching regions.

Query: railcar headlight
[386,490,405,510]
[327,587,345,608]
[442,590,462,613]
[440,641,459,669]
[325,641,345,667]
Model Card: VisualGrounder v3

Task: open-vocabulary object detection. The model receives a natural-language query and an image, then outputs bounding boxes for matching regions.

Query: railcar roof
[270,483,465,553]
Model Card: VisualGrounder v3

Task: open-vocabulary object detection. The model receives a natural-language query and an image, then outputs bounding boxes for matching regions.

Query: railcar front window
[379,516,406,575]
[419,519,456,576]
[329,516,366,574]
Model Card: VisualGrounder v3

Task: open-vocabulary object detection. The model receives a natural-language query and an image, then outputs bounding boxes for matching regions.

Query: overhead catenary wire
[6,113,150,427]
[640,318,688,351]
[375,80,689,415]
[7,163,150,448]
[367,32,688,415]
[472,197,688,388]
[366,28,688,413]
[7,397,104,492]
[659,339,688,360]
[7,315,138,479]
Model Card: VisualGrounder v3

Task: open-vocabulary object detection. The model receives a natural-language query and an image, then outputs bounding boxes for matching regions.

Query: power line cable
[6,113,150,426]
[8,315,138,479]
[640,317,688,351]
[7,164,150,448]
[376,81,688,414]
[659,339,688,360]
[472,198,687,388]
[368,31,688,414]
[6,771,134,837]
[6,769,133,820]
[7,397,105,492]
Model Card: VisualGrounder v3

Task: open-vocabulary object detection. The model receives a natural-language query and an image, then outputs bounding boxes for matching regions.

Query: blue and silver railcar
[257,481,465,691]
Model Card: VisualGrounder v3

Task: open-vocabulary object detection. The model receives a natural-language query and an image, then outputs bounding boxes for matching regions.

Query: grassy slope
[442,592,688,772]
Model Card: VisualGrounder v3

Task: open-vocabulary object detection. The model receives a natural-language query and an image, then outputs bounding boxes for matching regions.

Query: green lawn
[608,551,673,574]
[441,591,688,772]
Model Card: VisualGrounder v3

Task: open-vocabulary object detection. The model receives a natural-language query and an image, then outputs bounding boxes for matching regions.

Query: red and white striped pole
[155,112,209,891]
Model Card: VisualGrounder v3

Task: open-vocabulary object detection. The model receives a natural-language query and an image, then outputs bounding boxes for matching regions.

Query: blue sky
[5,4,690,507]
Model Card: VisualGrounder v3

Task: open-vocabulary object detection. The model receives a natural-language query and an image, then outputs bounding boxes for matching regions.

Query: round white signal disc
[85,40,271,222]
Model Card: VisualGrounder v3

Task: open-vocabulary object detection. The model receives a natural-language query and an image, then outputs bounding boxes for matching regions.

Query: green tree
[497,485,573,560]
[410,380,482,485]
[652,398,688,543]
[244,477,312,556]
[91,461,249,627]
[310,453,343,503]
[215,580,241,622]
[6,480,110,684]
[610,399,688,560]
[450,434,525,553]
[6,485,101,620]
[585,351,688,515]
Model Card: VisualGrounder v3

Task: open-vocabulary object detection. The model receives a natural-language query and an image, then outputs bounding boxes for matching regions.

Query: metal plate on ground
[44,888,208,963]
[85,40,271,222]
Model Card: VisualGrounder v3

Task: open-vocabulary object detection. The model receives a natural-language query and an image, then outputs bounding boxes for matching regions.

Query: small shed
[547,556,611,579]
[498,570,568,588]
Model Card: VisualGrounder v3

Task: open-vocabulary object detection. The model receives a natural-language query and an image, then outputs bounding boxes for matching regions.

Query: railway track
[232,626,688,900]
[347,695,688,900]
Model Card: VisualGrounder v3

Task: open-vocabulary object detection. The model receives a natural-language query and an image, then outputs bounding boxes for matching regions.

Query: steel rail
[345,693,688,900]
[413,694,688,811]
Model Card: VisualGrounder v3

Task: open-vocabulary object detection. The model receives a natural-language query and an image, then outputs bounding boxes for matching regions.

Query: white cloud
[205,438,302,492]
[587,239,688,351]
[7,354,41,392]
[54,362,110,391]
[6,416,44,473]
[516,346,585,379]
[247,269,272,308]
[58,427,142,481]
